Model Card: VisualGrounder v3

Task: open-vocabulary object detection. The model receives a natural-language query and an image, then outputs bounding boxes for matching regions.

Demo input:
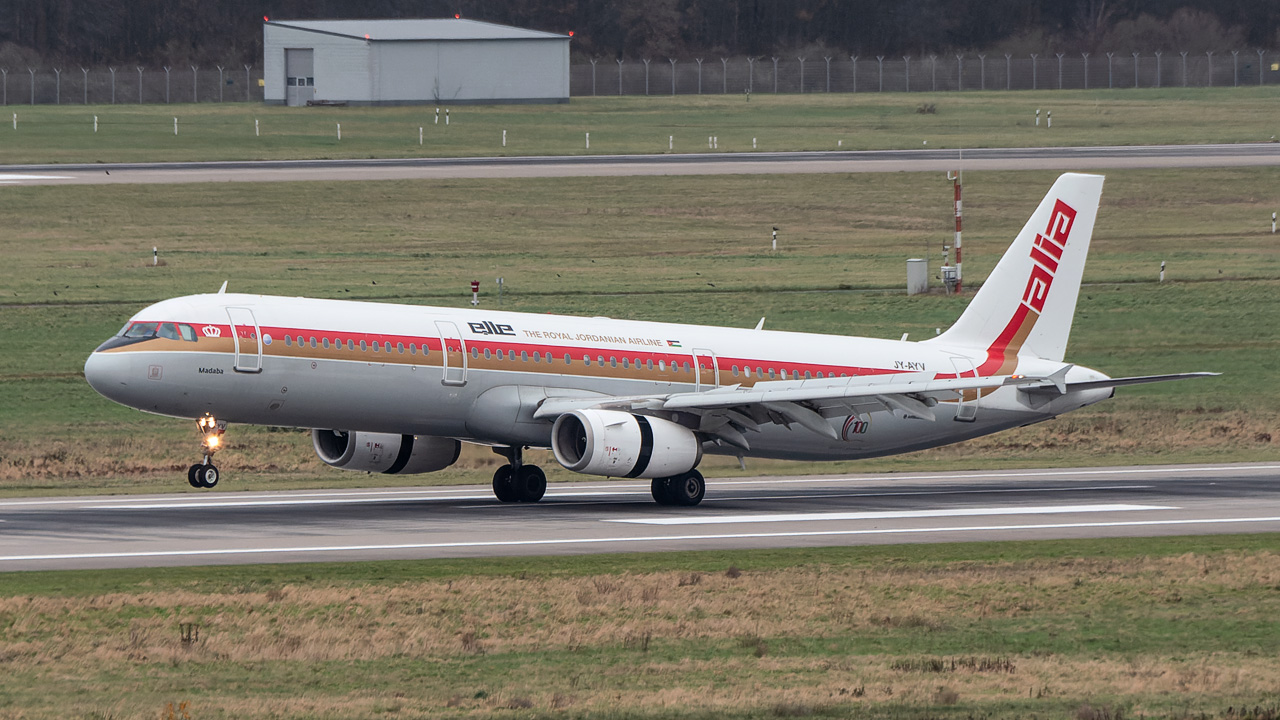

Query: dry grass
[3,549,1280,717]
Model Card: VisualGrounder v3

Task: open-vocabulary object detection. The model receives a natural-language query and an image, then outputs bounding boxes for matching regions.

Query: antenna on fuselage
[217,281,228,294]
[754,317,766,330]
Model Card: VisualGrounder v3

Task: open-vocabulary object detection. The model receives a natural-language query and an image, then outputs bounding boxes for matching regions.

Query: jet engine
[551,409,702,479]
[312,430,461,474]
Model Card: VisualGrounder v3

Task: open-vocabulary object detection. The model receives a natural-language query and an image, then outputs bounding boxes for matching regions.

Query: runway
[2,462,1278,571]
[2,143,1279,185]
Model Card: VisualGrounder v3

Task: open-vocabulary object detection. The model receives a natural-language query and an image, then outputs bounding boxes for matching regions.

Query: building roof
[265,18,569,42]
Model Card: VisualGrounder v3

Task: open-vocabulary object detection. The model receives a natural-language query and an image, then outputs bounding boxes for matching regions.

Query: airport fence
[570,51,1280,96]
[0,65,265,105]
[4,51,1278,105]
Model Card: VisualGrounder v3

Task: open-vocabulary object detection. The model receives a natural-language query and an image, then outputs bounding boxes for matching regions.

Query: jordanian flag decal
[667,340,682,347]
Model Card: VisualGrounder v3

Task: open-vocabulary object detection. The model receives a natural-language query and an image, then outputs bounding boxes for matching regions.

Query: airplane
[84,173,1214,506]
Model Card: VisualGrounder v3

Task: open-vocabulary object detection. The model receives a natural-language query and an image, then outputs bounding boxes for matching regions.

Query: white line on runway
[3,515,1279,563]
[606,503,1173,525]
[0,173,72,182]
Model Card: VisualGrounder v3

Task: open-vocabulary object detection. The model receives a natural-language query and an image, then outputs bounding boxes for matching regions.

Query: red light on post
[263,15,269,21]
[454,13,461,18]
[568,31,575,37]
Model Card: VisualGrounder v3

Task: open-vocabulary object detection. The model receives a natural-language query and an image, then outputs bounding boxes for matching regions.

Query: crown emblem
[201,325,222,338]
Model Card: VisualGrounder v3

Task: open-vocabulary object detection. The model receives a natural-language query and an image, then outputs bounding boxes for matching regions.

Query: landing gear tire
[656,470,705,507]
[651,477,675,505]
[193,464,219,489]
[493,465,519,503]
[187,464,202,489]
[515,465,547,503]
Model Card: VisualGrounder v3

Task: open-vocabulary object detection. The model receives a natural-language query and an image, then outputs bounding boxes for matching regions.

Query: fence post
[771,57,778,93]
[642,58,650,95]
[1082,52,1089,88]
[1056,53,1064,89]
[824,56,830,92]
[956,54,963,91]
[244,64,251,101]
[1206,51,1214,86]
[81,67,88,103]
[1232,50,1239,87]
[1004,53,1011,90]
[903,55,910,91]
[748,57,756,92]
[137,67,144,103]
[1106,53,1113,88]
[978,54,986,90]
[1,69,6,106]
[1030,54,1037,89]
[191,65,198,102]
[669,58,677,94]
[929,55,936,90]
[720,58,728,93]
[1180,51,1188,86]
[28,67,34,104]
[877,56,884,91]
[1259,49,1267,85]
[797,57,805,92]
[109,67,115,103]
[616,59,623,96]
[217,66,224,101]
[1154,51,1162,87]
[54,68,61,104]
[589,58,597,95]
[851,56,858,93]
[696,58,703,93]
[1132,52,1139,87]
[164,66,171,103]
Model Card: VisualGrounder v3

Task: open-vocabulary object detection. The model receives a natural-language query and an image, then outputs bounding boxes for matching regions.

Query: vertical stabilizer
[925,173,1104,372]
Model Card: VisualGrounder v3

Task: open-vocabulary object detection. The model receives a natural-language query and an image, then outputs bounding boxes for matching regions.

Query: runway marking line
[3,515,1280,564]
[605,503,1173,525]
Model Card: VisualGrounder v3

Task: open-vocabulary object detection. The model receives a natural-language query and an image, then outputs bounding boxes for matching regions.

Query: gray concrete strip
[1,462,1277,570]
[3,144,1278,185]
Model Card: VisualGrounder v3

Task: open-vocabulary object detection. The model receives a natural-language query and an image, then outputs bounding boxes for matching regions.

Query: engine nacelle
[551,409,702,479]
[312,430,460,475]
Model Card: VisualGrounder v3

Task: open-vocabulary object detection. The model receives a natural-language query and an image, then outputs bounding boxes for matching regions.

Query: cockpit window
[158,323,181,340]
[123,322,159,338]
[177,324,197,342]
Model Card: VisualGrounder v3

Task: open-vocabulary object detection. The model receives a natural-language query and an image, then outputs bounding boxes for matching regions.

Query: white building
[263,18,570,106]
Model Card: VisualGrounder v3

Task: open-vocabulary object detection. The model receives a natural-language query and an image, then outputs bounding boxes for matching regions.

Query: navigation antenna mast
[944,151,964,294]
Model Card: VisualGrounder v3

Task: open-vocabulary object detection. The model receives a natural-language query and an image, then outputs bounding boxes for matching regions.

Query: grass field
[1,88,1278,164]
[2,534,1279,718]
[1,167,1276,494]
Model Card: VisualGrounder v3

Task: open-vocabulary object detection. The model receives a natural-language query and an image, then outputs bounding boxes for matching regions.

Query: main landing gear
[187,414,225,489]
[651,470,706,507]
[492,446,547,503]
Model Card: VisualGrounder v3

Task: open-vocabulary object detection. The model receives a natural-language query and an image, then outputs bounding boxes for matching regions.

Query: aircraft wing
[532,372,1049,449]
[1018,372,1220,395]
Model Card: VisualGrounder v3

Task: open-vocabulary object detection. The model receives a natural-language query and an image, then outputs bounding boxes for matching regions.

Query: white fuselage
[84,292,1111,463]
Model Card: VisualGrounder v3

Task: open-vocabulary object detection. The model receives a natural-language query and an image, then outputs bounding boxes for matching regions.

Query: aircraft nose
[84,350,131,402]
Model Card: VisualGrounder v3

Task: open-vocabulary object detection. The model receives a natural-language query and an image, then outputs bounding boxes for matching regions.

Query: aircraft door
[226,307,263,373]
[436,321,467,386]
[949,357,978,422]
[284,49,315,107]
[692,348,719,391]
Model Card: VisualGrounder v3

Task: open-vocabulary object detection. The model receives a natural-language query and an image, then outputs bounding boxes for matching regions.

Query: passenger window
[521,351,529,362]
[769,369,776,378]
[397,343,404,354]
[471,347,479,359]
[564,354,571,364]
[284,335,292,347]
[484,348,491,359]
[310,337,317,348]
[646,360,653,370]
[410,344,417,355]
[360,340,368,351]
[683,362,691,372]
[622,358,629,369]
[756,367,764,378]
[347,339,354,350]
[422,344,430,356]
[584,356,592,366]
[610,357,617,368]
[545,352,552,363]
[732,365,739,376]
[323,338,330,349]
[597,355,604,366]
[805,371,812,379]
[658,360,665,371]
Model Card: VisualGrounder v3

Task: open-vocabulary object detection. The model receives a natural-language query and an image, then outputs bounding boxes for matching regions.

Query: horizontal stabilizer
[1020,372,1220,396]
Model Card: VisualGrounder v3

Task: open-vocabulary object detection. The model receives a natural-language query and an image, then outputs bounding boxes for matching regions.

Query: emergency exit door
[285,49,315,106]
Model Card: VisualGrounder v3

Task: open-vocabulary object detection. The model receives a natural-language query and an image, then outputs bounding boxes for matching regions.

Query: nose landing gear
[187,414,225,489]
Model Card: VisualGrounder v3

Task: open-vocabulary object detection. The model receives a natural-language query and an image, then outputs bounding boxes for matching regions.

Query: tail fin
[926,173,1105,372]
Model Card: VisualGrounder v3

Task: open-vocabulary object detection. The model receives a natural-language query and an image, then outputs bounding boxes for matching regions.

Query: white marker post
[585,132,590,149]
[336,123,341,141]
[669,135,673,150]
[1047,110,1052,128]
[753,137,757,149]
[502,129,506,147]
[837,140,842,147]
[1159,260,1166,282]
[445,109,450,125]
[12,113,15,130]
[496,277,504,306]
[419,126,423,145]
[771,228,777,251]
[1273,212,1276,233]
[1036,108,1040,126]
[153,246,158,266]
[173,117,178,135]
[93,115,98,133]
[470,280,479,306]
[255,118,259,137]
[435,108,439,125]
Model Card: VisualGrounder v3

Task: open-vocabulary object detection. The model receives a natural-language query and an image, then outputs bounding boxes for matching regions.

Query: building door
[285,49,315,106]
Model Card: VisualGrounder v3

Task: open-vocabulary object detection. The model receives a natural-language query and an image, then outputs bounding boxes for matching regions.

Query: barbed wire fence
[1,51,1276,105]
